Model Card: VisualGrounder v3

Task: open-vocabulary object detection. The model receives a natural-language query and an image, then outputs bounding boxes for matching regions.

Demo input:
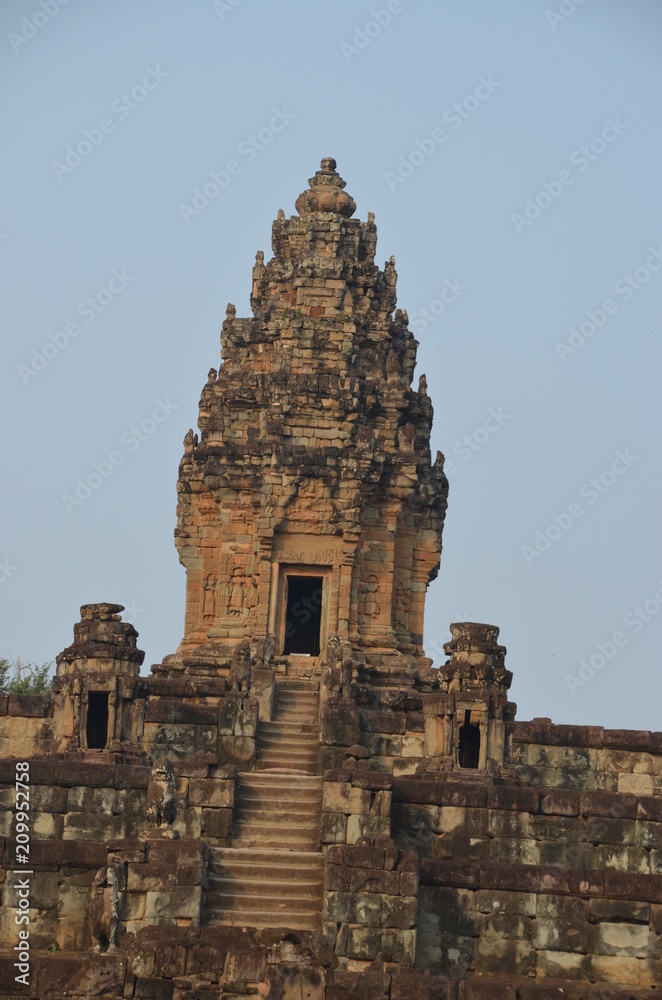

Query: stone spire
[174,160,448,666]
[295,157,357,217]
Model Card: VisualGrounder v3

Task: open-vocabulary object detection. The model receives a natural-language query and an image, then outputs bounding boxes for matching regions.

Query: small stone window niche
[85,691,109,749]
[458,710,480,769]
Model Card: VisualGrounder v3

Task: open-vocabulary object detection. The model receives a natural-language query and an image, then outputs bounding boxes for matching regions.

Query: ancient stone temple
[1,160,661,998]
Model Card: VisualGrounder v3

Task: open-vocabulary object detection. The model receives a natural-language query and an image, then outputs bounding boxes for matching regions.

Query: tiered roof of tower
[175,157,448,664]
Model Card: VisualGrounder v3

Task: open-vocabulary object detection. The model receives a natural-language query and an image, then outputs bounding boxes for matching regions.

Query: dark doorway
[283,575,323,655]
[86,692,109,749]
[458,710,480,768]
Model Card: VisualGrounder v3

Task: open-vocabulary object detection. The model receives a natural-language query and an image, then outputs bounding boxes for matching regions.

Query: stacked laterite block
[0,160,661,997]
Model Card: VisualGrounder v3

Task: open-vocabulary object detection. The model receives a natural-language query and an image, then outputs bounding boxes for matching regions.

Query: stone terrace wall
[0,755,236,954]
[512,720,662,794]
[0,837,205,952]
[321,769,393,846]
[393,778,662,872]
[324,842,419,968]
[418,857,662,984]
[0,695,54,759]
[391,777,662,982]
[319,684,662,790]
[1,925,661,999]
[0,758,236,846]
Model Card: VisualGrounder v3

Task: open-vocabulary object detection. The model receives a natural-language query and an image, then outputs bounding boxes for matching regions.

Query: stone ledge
[144,700,218,725]
[6,694,51,718]
[513,720,662,753]
[420,858,662,903]
[394,777,658,821]
[0,759,150,788]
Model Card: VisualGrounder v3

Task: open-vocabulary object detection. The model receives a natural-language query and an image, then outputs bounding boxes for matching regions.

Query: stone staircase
[204,677,324,930]
[255,678,320,774]
[205,847,324,930]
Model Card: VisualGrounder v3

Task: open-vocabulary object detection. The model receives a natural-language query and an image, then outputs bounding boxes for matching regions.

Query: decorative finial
[295,157,357,218]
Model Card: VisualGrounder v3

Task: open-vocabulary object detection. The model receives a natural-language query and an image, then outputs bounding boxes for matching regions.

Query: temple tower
[174,158,448,671]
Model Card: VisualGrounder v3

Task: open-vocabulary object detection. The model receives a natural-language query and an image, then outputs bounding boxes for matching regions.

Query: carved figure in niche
[145,759,177,836]
[230,637,252,693]
[229,567,246,615]
[88,866,120,953]
[360,574,381,621]
[202,575,216,617]
[393,584,410,630]
[252,634,275,671]
[386,348,401,383]
[397,422,416,453]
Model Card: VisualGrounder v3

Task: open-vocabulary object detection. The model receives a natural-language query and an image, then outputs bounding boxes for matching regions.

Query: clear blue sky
[1,0,661,729]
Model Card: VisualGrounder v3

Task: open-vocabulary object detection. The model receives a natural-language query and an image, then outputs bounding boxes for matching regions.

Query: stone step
[206,908,322,930]
[276,684,318,693]
[238,780,321,796]
[238,796,321,813]
[206,892,321,914]
[275,687,319,708]
[209,847,324,881]
[257,739,318,752]
[274,702,317,712]
[255,753,318,764]
[207,874,323,896]
[235,809,319,827]
[273,714,317,725]
[256,747,318,761]
[258,732,318,746]
[232,818,319,837]
[254,764,318,775]
[237,784,321,801]
[259,721,317,734]
[256,758,318,772]
[232,832,318,850]
[208,861,320,881]
[259,744,317,764]
[275,694,318,705]
[276,678,320,688]
[237,773,321,787]
[208,845,322,860]
[275,699,318,710]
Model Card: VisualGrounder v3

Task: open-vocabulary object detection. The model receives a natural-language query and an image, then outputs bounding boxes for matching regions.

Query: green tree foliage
[0,656,53,695]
